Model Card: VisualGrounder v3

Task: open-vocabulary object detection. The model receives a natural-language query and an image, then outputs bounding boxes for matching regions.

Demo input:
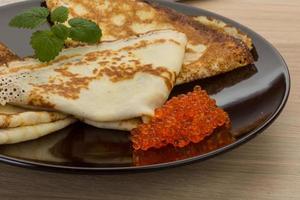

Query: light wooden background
[0,0,299,199]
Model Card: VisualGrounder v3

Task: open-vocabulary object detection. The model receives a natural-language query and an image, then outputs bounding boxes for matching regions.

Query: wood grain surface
[0,0,299,199]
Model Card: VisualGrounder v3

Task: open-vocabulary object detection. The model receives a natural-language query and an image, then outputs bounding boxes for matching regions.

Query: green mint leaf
[68,18,102,44]
[30,30,64,62]
[50,6,69,23]
[51,24,70,40]
[9,7,49,29]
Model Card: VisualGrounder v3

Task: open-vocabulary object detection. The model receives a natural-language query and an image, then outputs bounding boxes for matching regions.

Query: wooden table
[0,0,299,199]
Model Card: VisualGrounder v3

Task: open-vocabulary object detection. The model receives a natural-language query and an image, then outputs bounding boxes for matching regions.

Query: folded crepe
[46,0,254,84]
[0,118,76,145]
[0,30,187,130]
[0,43,76,144]
[0,104,67,128]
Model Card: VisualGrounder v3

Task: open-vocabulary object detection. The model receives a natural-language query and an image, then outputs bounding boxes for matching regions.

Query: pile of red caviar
[131,86,231,151]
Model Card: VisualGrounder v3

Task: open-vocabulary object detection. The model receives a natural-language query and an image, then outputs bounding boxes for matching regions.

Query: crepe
[46,0,254,84]
[0,118,76,145]
[0,43,76,144]
[0,104,68,128]
[0,30,187,127]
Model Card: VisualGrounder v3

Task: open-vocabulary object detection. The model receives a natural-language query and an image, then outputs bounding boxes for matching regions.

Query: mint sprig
[9,6,102,62]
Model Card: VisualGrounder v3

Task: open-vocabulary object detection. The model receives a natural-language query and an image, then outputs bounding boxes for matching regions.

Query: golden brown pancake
[46,0,254,84]
[0,43,76,145]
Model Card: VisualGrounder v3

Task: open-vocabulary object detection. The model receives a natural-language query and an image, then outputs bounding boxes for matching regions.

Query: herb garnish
[9,6,102,62]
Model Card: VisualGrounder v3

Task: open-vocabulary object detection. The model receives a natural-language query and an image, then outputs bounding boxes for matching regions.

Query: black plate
[0,0,290,172]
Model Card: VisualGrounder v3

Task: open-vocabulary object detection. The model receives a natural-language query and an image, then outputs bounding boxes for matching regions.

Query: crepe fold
[0,30,187,131]
[0,103,75,145]
[0,118,76,145]
[0,43,76,145]
[0,105,68,128]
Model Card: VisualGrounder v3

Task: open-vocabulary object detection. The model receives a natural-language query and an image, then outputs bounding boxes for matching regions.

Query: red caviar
[131,86,231,150]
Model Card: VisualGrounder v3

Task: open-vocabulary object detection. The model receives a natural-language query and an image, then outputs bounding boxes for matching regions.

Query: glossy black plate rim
[0,0,290,172]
